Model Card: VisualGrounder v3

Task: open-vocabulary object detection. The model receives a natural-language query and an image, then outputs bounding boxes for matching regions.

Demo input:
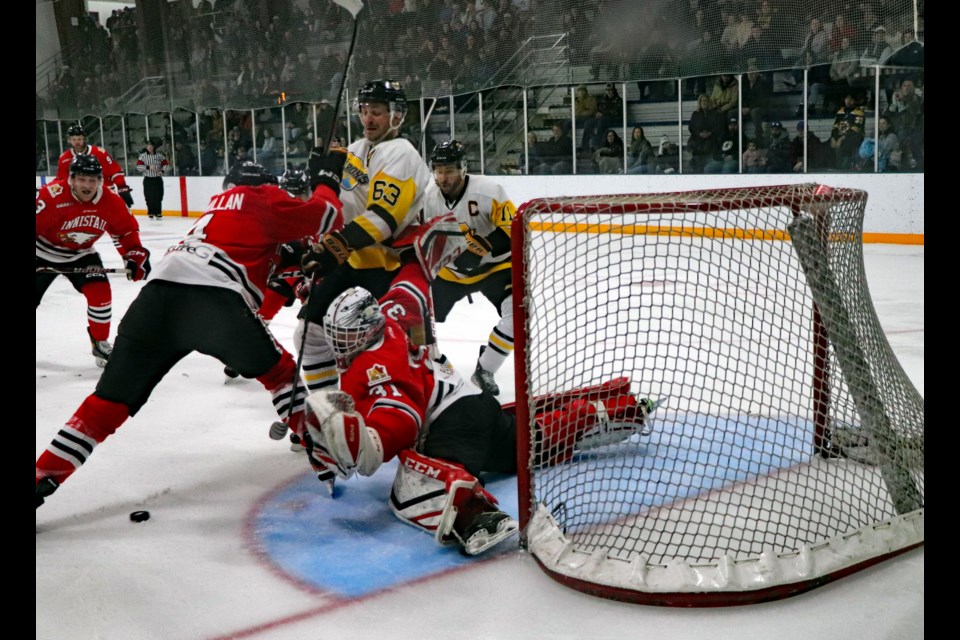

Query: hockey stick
[36,266,131,276]
[269,0,364,458]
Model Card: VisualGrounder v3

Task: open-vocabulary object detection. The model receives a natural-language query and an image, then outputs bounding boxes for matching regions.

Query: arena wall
[36,173,924,243]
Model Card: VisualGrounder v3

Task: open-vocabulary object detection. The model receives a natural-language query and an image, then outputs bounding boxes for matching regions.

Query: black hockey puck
[130,510,151,522]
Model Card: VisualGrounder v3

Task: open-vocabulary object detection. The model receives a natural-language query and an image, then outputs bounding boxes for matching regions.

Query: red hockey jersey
[148,183,342,312]
[340,317,481,462]
[57,145,129,190]
[35,179,142,263]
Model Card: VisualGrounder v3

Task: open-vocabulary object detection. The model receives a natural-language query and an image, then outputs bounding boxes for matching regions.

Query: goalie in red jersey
[36,153,348,511]
[56,124,135,208]
[36,154,151,366]
[300,278,657,556]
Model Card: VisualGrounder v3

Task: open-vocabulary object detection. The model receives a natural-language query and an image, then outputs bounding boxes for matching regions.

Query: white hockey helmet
[322,287,386,365]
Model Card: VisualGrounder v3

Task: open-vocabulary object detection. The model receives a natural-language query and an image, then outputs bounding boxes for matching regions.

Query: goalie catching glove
[122,247,151,281]
[452,228,492,274]
[304,389,384,479]
[307,146,348,196]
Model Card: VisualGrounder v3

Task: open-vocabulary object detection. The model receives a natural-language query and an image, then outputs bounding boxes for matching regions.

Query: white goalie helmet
[322,287,387,365]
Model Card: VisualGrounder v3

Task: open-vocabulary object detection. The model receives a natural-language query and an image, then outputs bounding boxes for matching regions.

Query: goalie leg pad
[535,391,648,465]
[390,450,518,554]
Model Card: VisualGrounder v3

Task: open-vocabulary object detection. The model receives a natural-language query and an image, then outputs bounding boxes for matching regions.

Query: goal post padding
[511,183,923,606]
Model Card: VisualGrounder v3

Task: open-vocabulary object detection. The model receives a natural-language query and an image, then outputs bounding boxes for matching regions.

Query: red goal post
[511,183,924,606]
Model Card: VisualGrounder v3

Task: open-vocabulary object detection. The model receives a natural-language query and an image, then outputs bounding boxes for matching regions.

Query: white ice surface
[37,218,923,640]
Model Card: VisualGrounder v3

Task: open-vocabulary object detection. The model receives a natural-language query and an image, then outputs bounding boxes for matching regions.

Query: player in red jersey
[56,124,134,207]
[35,152,348,510]
[301,283,657,556]
[36,154,151,366]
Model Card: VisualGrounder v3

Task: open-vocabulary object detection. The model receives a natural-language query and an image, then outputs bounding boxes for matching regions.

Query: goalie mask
[322,287,386,368]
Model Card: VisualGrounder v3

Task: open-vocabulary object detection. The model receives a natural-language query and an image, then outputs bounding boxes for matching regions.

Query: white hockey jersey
[339,136,432,271]
[422,174,517,283]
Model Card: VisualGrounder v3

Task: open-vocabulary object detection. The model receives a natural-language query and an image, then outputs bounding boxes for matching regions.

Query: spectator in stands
[876,115,902,172]
[791,121,831,172]
[709,74,739,122]
[829,12,856,54]
[575,85,597,139]
[790,17,830,87]
[536,123,574,174]
[524,131,544,175]
[593,129,624,174]
[704,117,740,174]
[687,94,724,173]
[832,91,866,139]
[765,121,793,172]
[742,138,766,173]
[626,126,655,175]
[741,67,771,145]
[883,77,923,170]
[654,134,679,174]
[198,139,220,176]
[830,116,863,170]
[828,36,861,112]
[174,140,197,176]
[590,83,623,151]
[861,25,894,65]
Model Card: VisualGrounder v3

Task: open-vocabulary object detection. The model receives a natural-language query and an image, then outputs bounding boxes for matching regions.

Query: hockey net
[512,183,923,606]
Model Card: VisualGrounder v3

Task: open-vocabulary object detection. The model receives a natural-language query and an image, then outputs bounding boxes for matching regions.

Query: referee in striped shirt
[136,138,170,220]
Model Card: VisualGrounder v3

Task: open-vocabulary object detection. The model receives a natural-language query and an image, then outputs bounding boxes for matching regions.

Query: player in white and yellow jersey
[422,140,517,396]
[294,80,435,403]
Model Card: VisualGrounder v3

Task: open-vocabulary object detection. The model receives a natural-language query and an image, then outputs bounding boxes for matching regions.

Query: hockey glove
[452,230,492,273]
[123,247,151,281]
[301,231,351,277]
[277,239,308,269]
[308,146,348,196]
[266,276,298,307]
[116,184,134,207]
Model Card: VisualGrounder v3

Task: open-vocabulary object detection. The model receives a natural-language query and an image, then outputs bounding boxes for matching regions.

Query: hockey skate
[471,346,500,396]
[223,365,240,382]
[36,476,59,509]
[573,395,664,454]
[88,328,113,368]
[288,432,306,453]
[456,510,519,556]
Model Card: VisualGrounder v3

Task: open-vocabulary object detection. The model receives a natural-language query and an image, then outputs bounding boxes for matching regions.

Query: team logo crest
[341,154,369,192]
[366,363,391,386]
[47,183,63,197]
[59,231,99,245]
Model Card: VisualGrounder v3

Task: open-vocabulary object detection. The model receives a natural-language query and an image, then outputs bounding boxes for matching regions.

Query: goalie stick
[36,266,131,276]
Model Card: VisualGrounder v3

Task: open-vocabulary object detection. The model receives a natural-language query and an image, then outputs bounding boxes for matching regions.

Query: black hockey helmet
[430,140,468,171]
[67,124,86,138]
[222,161,275,191]
[69,154,103,178]
[279,168,310,196]
[356,80,407,113]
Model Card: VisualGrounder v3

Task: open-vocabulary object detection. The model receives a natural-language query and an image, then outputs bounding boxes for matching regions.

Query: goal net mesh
[514,183,923,602]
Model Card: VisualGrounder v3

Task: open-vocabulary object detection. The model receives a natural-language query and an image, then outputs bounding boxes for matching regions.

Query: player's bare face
[433,165,464,197]
[69,135,86,153]
[70,175,101,203]
[359,102,396,142]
